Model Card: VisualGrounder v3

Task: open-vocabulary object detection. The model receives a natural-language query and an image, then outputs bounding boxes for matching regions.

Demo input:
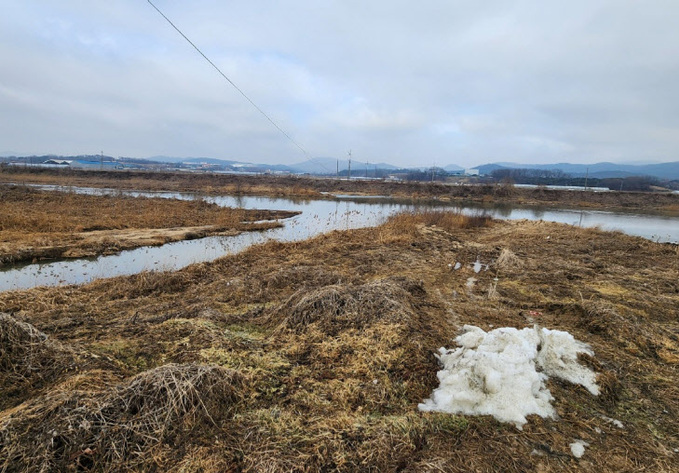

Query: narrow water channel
[1,187,677,292]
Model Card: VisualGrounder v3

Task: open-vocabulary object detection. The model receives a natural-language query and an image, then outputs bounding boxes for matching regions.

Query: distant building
[465,168,480,176]
[43,159,72,165]
[70,160,122,170]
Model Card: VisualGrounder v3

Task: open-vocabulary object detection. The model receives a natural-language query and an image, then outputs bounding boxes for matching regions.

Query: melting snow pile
[419,325,599,428]
[570,440,589,458]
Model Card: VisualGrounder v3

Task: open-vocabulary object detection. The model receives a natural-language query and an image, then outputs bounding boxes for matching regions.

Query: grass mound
[269,278,455,414]
[275,277,429,335]
[0,313,78,409]
[0,363,245,472]
[496,247,524,271]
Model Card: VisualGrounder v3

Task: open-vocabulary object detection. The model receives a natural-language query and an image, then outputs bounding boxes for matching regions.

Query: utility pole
[366,159,369,178]
[100,151,104,170]
[336,159,339,179]
[584,167,589,190]
[347,150,352,180]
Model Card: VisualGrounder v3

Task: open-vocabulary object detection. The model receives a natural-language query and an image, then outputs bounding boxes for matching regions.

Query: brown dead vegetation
[3,166,679,214]
[0,313,79,410]
[274,278,430,334]
[0,211,678,471]
[0,363,244,472]
[0,185,296,265]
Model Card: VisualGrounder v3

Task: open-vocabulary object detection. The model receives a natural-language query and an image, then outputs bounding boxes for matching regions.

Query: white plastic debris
[570,440,589,458]
[473,259,482,273]
[454,262,462,270]
[419,325,600,429]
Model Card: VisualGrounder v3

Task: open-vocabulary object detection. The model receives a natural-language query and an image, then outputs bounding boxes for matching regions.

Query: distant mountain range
[144,157,679,179]
[3,153,678,180]
[474,161,679,180]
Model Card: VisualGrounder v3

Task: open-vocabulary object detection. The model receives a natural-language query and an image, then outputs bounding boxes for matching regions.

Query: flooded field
[1,187,677,291]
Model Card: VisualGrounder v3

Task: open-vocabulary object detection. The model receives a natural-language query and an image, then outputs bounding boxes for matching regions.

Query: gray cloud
[1,0,678,166]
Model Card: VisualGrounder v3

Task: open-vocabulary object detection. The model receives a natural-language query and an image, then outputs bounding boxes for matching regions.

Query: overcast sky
[1,1,678,167]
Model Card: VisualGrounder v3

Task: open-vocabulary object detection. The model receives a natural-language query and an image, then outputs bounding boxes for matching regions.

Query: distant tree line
[598,176,662,191]
[337,168,396,179]
[402,167,449,182]
[337,166,451,181]
[490,168,671,191]
[491,168,572,185]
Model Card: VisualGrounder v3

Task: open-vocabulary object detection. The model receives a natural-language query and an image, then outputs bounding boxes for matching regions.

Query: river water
[1,188,677,292]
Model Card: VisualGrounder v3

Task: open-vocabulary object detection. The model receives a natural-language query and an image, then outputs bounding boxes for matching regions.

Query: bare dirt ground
[1,212,677,472]
[0,185,297,265]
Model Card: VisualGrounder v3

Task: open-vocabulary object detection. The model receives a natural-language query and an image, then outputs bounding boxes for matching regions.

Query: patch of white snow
[601,416,624,429]
[419,325,599,429]
[454,262,462,270]
[536,328,599,395]
[570,440,589,458]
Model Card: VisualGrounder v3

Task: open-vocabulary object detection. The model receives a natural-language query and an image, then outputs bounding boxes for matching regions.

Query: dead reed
[0,313,78,409]
[381,210,491,239]
[273,278,425,335]
[0,363,244,472]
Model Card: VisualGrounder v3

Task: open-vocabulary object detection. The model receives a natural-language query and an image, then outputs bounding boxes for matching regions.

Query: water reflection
[530,207,546,220]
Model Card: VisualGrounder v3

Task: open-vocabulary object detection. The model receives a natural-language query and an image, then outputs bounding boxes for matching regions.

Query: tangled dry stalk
[0,363,244,472]
[274,278,427,334]
[0,313,79,410]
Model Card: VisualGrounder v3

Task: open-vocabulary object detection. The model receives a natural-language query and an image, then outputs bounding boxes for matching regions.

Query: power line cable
[146,0,319,164]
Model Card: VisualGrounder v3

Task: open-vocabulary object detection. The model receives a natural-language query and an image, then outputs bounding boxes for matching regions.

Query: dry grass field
[2,166,679,214]
[0,185,297,265]
[1,211,677,472]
